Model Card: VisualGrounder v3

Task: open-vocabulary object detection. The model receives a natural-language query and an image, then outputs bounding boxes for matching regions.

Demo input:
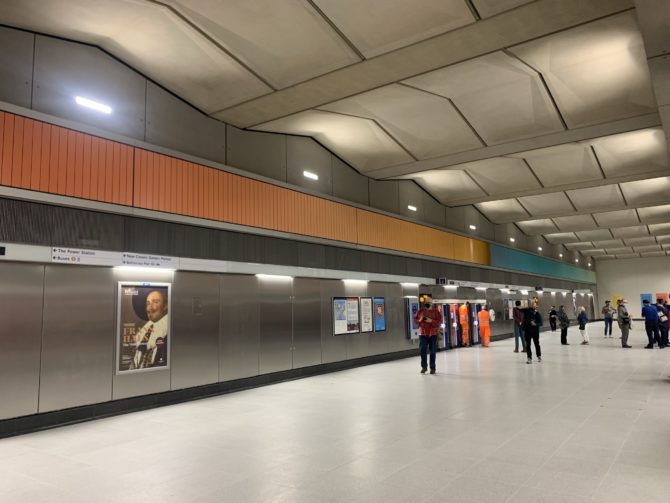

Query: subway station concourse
[1,1,669,502]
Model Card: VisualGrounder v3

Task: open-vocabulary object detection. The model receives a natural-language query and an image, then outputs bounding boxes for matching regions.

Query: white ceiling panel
[662,243,670,250]
[471,0,535,18]
[409,170,485,204]
[517,219,558,235]
[553,214,598,232]
[0,0,272,112]
[624,237,658,247]
[512,144,603,187]
[657,235,670,244]
[592,209,640,228]
[648,223,670,235]
[637,204,670,224]
[254,110,413,172]
[607,247,634,255]
[596,255,616,260]
[640,251,667,257]
[566,185,625,212]
[313,0,475,58]
[475,199,529,223]
[167,0,360,89]
[634,245,662,253]
[588,249,607,256]
[509,12,656,128]
[590,128,669,178]
[575,229,613,241]
[404,51,564,145]
[564,242,596,251]
[617,253,641,259]
[620,177,670,206]
[518,192,574,217]
[611,225,650,239]
[320,84,482,159]
[544,232,579,244]
[593,239,624,248]
[464,157,540,195]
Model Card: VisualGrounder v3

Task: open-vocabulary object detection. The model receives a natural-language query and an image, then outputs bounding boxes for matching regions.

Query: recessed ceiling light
[509,237,515,243]
[75,96,112,114]
[559,253,563,258]
[538,246,543,251]
[469,224,477,230]
[575,259,579,263]
[407,205,417,211]
[303,171,319,180]
[588,262,592,267]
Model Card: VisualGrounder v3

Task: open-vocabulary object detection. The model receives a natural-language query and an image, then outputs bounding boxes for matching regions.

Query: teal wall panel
[490,245,596,283]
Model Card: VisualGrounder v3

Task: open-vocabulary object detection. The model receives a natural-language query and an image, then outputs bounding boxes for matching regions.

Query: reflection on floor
[1,322,669,503]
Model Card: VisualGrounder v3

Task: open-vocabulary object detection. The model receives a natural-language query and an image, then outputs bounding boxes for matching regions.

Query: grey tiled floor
[1,322,669,502]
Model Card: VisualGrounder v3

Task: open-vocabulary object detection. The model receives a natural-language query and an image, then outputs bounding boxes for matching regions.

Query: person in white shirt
[131,290,168,369]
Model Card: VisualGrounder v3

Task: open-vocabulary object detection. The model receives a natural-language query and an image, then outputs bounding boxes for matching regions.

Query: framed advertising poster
[361,297,373,333]
[333,297,360,335]
[373,297,386,332]
[117,282,171,373]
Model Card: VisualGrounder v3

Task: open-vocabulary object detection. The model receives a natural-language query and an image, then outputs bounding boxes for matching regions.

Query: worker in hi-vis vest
[478,306,491,347]
[459,303,469,346]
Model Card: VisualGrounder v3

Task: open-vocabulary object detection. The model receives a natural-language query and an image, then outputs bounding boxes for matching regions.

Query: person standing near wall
[478,305,491,347]
[524,305,543,364]
[641,299,661,349]
[413,294,443,374]
[549,306,558,331]
[617,299,632,348]
[558,305,570,345]
[577,306,590,345]
[601,300,614,338]
[512,300,526,353]
[655,299,668,349]
[459,302,470,347]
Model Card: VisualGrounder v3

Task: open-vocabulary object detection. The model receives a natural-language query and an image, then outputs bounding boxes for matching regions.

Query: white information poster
[333,297,361,335]
[360,297,373,333]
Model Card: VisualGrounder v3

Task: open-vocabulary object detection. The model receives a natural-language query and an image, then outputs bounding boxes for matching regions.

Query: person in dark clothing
[655,299,668,348]
[558,305,570,345]
[512,300,526,353]
[413,294,443,374]
[523,306,543,364]
[601,300,615,338]
[641,299,661,349]
[549,306,557,331]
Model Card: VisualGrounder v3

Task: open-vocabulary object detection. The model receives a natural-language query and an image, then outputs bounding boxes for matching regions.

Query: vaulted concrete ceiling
[1,0,669,263]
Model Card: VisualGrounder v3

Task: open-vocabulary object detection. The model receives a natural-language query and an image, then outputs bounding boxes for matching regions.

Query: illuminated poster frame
[373,297,386,332]
[333,297,360,335]
[360,297,373,333]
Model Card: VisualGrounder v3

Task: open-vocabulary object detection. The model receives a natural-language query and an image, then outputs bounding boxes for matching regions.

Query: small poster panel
[373,297,386,332]
[406,298,420,340]
[655,293,669,305]
[333,297,360,335]
[117,282,171,373]
[361,297,373,333]
[640,293,653,314]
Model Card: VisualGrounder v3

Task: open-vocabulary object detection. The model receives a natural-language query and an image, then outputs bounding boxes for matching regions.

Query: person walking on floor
[601,300,614,338]
[512,300,526,353]
[549,306,558,331]
[413,294,443,374]
[655,299,668,349]
[558,305,570,345]
[524,305,543,364]
[478,305,491,347]
[641,299,661,349]
[617,299,632,348]
[577,306,590,345]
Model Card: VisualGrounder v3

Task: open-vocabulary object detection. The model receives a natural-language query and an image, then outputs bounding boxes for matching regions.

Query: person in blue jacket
[641,299,661,349]
[577,307,589,345]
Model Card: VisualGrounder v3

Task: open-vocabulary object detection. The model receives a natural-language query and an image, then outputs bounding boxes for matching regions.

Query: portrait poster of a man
[117,282,170,373]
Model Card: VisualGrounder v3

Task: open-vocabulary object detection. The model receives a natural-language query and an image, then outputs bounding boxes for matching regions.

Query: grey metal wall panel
[51,206,125,250]
[320,280,347,363]
[226,126,286,181]
[422,192,447,228]
[219,275,260,381]
[0,263,43,420]
[262,237,298,266]
[174,224,212,259]
[0,197,52,245]
[111,268,173,399]
[39,265,114,412]
[286,136,333,195]
[325,247,361,271]
[369,179,399,214]
[342,282,370,359]
[145,81,227,164]
[221,232,264,263]
[291,278,323,368]
[398,181,425,220]
[386,283,413,352]
[124,218,176,256]
[297,242,326,269]
[365,282,392,355]
[171,271,220,390]
[258,277,293,373]
[0,27,34,108]
[360,251,379,273]
[332,157,369,206]
[32,36,146,140]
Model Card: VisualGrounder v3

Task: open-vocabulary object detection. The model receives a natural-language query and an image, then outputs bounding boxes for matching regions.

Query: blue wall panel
[490,245,596,283]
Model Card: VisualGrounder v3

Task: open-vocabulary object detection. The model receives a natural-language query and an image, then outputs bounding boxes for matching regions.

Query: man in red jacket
[413,294,443,374]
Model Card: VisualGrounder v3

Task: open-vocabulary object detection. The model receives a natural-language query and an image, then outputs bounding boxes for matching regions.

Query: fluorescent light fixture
[476,287,487,291]
[509,237,516,243]
[500,288,510,294]
[342,279,368,285]
[303,170,319,180]
[407,205,417,212]
[469,224,477,230]
[537,246,543,251]
[113,266,175,272]
[520,289,529,295]
[75,96,112,114]
[550,291,556,295]
[401,282,419,287]
[255,273,293,280]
